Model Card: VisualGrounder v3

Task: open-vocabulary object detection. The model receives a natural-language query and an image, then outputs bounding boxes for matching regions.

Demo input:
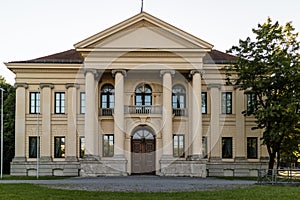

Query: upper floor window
[246,93,256,113]
[101,84,114,109]
[172,85,186,108]
[80,92,86,114]
[221,92,232,114]
[135,83,152,106]
[55,92,65,114]
[202,92,207,114]
[30,92,40,114]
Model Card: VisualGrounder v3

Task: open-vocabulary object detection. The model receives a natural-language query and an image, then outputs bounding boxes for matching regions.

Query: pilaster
[235,89,246,159]
[14,83,28,161]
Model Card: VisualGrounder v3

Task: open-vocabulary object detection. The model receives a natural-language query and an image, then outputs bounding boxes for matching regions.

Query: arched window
[100,84,114,116]
[135,84,152,106]
[172,84,186,116]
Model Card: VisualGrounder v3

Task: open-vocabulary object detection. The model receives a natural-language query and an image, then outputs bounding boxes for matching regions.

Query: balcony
[125,105,162,114]
[99,108,114,116]
[173,108,187,116]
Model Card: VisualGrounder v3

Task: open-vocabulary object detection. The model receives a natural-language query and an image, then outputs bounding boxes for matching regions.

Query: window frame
[101,84,115,109]
[221,92,232,114]
[29,92,40,114]
[222,137,233,158]
[246,93,256,113]
[80,92,86,114]
[247,137,258,159]
[103,134,114,157]
[135,83,152,106]
[172,84,186,109]
[79,136,85,158]
[54,136,65,158]
[202,136,208,158]
[202,92,207,114]
[173,135,185,158]
[55,92,65,114]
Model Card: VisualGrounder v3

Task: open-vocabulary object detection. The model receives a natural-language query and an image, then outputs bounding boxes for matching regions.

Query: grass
[0,184,299,200]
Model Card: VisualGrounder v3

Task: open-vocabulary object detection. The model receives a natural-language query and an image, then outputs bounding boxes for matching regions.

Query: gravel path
[0,176,256,192]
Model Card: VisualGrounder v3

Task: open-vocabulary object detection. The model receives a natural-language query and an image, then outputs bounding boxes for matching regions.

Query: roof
[10,49,236,64]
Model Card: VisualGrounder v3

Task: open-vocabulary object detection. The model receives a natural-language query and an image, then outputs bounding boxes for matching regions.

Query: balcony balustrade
[125,105,162,114]
[99,108,114,116]
[172,108,187,116]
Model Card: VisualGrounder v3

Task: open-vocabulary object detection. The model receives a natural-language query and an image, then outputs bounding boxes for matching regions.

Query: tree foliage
[226,18,300,169]
[0,77,15,174]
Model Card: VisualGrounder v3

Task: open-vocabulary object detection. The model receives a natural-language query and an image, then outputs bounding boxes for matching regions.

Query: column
[66,83,79,161]
[190,70,204,159]
[235,89,246,160]
[40,83,54,161]
[14,83,28,161]
[112,69,126,158]
[160,70,175,158]
[84,69,98,159]
[208,84,221,159]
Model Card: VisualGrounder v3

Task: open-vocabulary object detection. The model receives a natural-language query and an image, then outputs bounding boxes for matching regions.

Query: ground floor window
[173,135,184,158]
[202,136,207,158]
[103,135,114,157]
[80,137,85,158]
[54,137,65,158]
[29,136,40,158]
[247,137,258,159]
[222,137,232,158]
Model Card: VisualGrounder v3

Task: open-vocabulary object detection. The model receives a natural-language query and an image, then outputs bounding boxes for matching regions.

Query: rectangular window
[246,93,255,113]
[79,137,85,158]
[173,135,185,158]
[29,136,40,158]
[247,137,258,159]
[222,137,233,158]
[202,92,207,114]
[55,92,65,114]
[202,136,207,158]
[80,92,86,114]
[30,92,40,114]
[221,92,232,114]
[54,137,65,158]
[103,135,114,157]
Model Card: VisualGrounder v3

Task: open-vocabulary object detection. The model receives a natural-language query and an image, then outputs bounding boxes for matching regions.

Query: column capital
[160,69,175,77]
[83,68,97,75]
[40,83,54,89]
[207,83,222,90]
[190,69,205,77]
[14,83,28,89]
[65,83,80,89]
[112,69,127,77]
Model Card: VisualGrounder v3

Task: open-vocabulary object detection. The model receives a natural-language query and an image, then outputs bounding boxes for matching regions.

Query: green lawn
[0,184,299,200]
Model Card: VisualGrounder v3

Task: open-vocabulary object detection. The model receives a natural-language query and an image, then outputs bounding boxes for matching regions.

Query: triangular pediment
[74,12,213,51]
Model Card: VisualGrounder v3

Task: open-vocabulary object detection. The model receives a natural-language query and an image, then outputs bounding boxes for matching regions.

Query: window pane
[80,93,86,114]
[247,137,258,159]
[80,137,85,158]
[173,135,184,158]
[103,135,114,157]
[202,92,207,114]
[29,137,39,158]
[54,137,65,158]
[222,137,232,158]
[202,137,207,158]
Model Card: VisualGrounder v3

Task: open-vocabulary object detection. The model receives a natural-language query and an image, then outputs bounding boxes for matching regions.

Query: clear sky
[1,0,299,85]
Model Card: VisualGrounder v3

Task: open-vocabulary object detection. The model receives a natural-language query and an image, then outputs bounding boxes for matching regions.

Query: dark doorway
[131,128,155,175]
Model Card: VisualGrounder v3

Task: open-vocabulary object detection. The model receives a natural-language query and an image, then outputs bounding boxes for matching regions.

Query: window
[29,136,40,158]
[172,85,186,116]
[246,93,256,113]
[100,84,114,116]
[54,137,65,158]
[222,137,232,158]
[55,92,65,114]
[221,92,232,114]
[80,92,86,114]
[79,137,85,158]
[247,137,258,159]
[173,135,184,158]
[103,135,114,157]
[135,84,152,106]
[30,92,40,114]
[202,92,207,114]
[202,136,207,158]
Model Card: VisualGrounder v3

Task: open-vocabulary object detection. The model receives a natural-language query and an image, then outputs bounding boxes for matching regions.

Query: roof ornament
[140,0,144,13]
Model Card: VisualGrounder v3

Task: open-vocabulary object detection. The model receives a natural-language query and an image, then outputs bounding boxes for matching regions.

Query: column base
[187,154,203,161]
[83,154,100,161]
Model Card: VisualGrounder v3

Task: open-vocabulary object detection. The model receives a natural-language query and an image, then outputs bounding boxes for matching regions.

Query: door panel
[131,139,155,175]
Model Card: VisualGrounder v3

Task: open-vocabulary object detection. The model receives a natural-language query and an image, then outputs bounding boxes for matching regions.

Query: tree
[0,77,15,174]
[226,18,300,170]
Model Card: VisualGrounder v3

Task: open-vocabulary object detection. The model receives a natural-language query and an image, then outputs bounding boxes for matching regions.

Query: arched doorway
[131,127,155,175]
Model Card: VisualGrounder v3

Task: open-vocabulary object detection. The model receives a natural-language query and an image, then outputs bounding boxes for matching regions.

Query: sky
[1,0,300,85]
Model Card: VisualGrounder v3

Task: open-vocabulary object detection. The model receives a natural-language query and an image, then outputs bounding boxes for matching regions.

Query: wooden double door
[131,139,155,175]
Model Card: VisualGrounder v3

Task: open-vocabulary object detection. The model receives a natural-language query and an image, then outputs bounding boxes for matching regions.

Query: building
[6,12,268,177]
